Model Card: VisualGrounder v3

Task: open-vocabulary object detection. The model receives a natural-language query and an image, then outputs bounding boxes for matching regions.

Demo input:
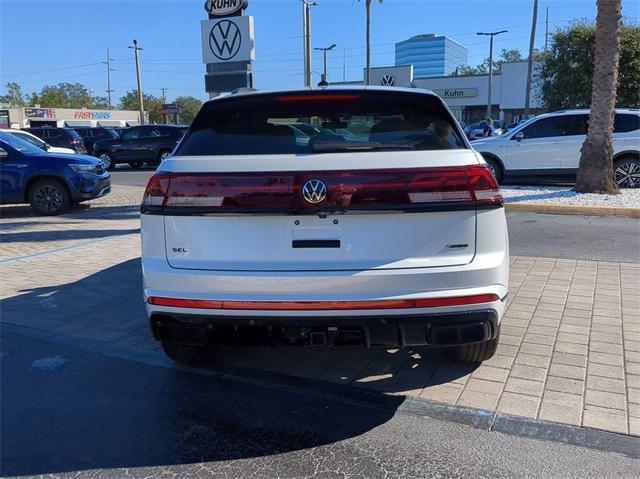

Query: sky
[1,0,638,104]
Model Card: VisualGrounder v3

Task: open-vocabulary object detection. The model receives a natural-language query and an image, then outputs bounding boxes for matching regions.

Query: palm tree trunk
[575,0,621,194]
[366,0,371,85]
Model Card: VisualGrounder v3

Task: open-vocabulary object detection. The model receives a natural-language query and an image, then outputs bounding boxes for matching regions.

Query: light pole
[302,0,319,88]
[477,30,507,119]
[314,44,336,86]
[128,39,145,125]
[525,0,539,118]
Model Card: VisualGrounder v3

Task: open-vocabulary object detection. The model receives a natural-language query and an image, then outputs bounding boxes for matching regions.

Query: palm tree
[575,0,621,194]
[359,0,383,85]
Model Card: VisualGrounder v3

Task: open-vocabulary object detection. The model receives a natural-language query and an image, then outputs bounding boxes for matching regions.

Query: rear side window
[614,114,640,133]
[176,91,466,156]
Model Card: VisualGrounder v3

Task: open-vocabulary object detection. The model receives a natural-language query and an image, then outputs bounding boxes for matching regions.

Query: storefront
[3,107,145,129]
[338,61,546,125]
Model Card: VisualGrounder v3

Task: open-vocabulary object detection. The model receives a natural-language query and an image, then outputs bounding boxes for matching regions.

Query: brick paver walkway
[2,186,639,437]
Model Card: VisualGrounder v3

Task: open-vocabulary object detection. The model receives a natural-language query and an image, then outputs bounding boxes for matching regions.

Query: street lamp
[477,30,507,119]
[314,43,336,86]
[302,0,320,87]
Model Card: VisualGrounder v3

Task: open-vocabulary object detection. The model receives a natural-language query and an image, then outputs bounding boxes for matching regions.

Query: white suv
[472,109,640,187]
[141,88,509,365]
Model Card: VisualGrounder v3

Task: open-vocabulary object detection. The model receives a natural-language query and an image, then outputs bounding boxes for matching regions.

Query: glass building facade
[395,34,468,78]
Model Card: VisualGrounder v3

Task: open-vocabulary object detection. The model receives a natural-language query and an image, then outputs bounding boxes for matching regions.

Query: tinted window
[63,129,82,139]
[0,133,45,155]
[121,128,141,140]
[177,91,466,156]
[521,115,586,139]
[10,132,44,148]
[614,114,640,133]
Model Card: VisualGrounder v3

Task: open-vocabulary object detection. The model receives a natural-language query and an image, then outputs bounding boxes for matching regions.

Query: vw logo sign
[302,179,327,204]
[380,74,395,87]
[209,20,242,60]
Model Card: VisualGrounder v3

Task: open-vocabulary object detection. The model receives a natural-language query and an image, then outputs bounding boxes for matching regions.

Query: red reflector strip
[147,297,222,309]
[146,294,500,310]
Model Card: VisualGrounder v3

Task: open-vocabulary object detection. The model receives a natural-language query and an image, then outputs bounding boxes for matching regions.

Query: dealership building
[0,107,144,129]
[339,62,545,125]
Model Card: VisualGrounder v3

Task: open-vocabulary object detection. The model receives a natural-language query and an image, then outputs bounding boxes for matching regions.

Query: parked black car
[72,127,120,155]
[23,127,87,154]
[92,125,187,170]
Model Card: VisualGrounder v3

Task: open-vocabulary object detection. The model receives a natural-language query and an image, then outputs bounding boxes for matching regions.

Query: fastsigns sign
[204,0,247,16]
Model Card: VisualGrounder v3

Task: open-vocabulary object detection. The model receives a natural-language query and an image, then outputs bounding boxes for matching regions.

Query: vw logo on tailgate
[209,19,242,60]
[302,179,327,204]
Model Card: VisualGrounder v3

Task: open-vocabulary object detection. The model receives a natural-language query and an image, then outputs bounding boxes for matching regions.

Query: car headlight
[69,164,98,174]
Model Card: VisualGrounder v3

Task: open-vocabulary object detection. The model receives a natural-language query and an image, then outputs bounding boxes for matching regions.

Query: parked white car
[0,128,77,155]
[471,109,640,187]
[141,87,509,366]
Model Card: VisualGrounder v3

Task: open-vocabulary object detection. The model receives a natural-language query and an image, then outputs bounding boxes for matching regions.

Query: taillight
[142,173,171,208]
[141,165,502,215]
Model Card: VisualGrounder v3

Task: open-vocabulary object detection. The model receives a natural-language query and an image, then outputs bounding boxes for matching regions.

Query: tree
[32,83,93,108]
[452,49,524,76]
[539,21,639,109]
[359,0,383,85]
[575,0,621,194]
[173,96,203,125]
[0,82,26,107]
[119,90,164,124]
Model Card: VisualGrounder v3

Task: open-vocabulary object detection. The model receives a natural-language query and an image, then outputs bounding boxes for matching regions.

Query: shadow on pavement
[2,227,140,243]
[1,258,472,475]
[0,204,141,221]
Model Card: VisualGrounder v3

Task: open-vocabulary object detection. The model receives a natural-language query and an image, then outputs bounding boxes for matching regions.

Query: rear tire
[28,178,71,216]
[483,156,504,183]
[613,157,640,188]
[161,341,214,366]
[447,327,500,363]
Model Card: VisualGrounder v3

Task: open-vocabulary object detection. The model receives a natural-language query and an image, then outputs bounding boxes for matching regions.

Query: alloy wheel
[614,161,640,188]
[99,153,112,169]
[33,185,63,212]
[160,151,172,161]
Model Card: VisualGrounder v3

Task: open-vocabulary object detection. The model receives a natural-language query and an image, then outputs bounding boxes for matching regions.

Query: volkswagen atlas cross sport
[140,87,509,366]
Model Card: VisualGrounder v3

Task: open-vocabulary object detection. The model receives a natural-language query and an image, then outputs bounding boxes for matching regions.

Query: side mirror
[44,142,51,151]
[514,131,525,142]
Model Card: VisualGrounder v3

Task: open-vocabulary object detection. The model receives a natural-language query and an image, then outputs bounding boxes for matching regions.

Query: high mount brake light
[147,294,500,310]
[141,165,502,214]
[277,94,362,102]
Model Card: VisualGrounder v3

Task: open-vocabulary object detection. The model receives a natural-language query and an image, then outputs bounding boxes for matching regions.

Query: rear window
[63,129,82,139]
[176,91,466,156]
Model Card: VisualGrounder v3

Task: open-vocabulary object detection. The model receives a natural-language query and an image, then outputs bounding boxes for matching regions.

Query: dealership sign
[201,16,254,64]
[433,88,478,99]
[204,0,247,16]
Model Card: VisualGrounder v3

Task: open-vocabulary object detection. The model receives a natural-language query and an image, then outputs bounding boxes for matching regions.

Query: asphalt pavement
[108,167,640,263]
[2,327,638,479]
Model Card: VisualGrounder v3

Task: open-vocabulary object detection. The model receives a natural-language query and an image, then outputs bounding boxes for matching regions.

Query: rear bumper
[150,308,500,348]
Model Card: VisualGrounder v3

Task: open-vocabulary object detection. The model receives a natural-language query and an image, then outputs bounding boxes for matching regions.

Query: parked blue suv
[0,132,111,215]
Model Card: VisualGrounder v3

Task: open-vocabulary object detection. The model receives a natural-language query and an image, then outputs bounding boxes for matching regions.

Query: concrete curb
[505,202,640,218]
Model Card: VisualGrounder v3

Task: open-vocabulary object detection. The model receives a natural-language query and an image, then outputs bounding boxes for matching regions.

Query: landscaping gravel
[501,185,640,208]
